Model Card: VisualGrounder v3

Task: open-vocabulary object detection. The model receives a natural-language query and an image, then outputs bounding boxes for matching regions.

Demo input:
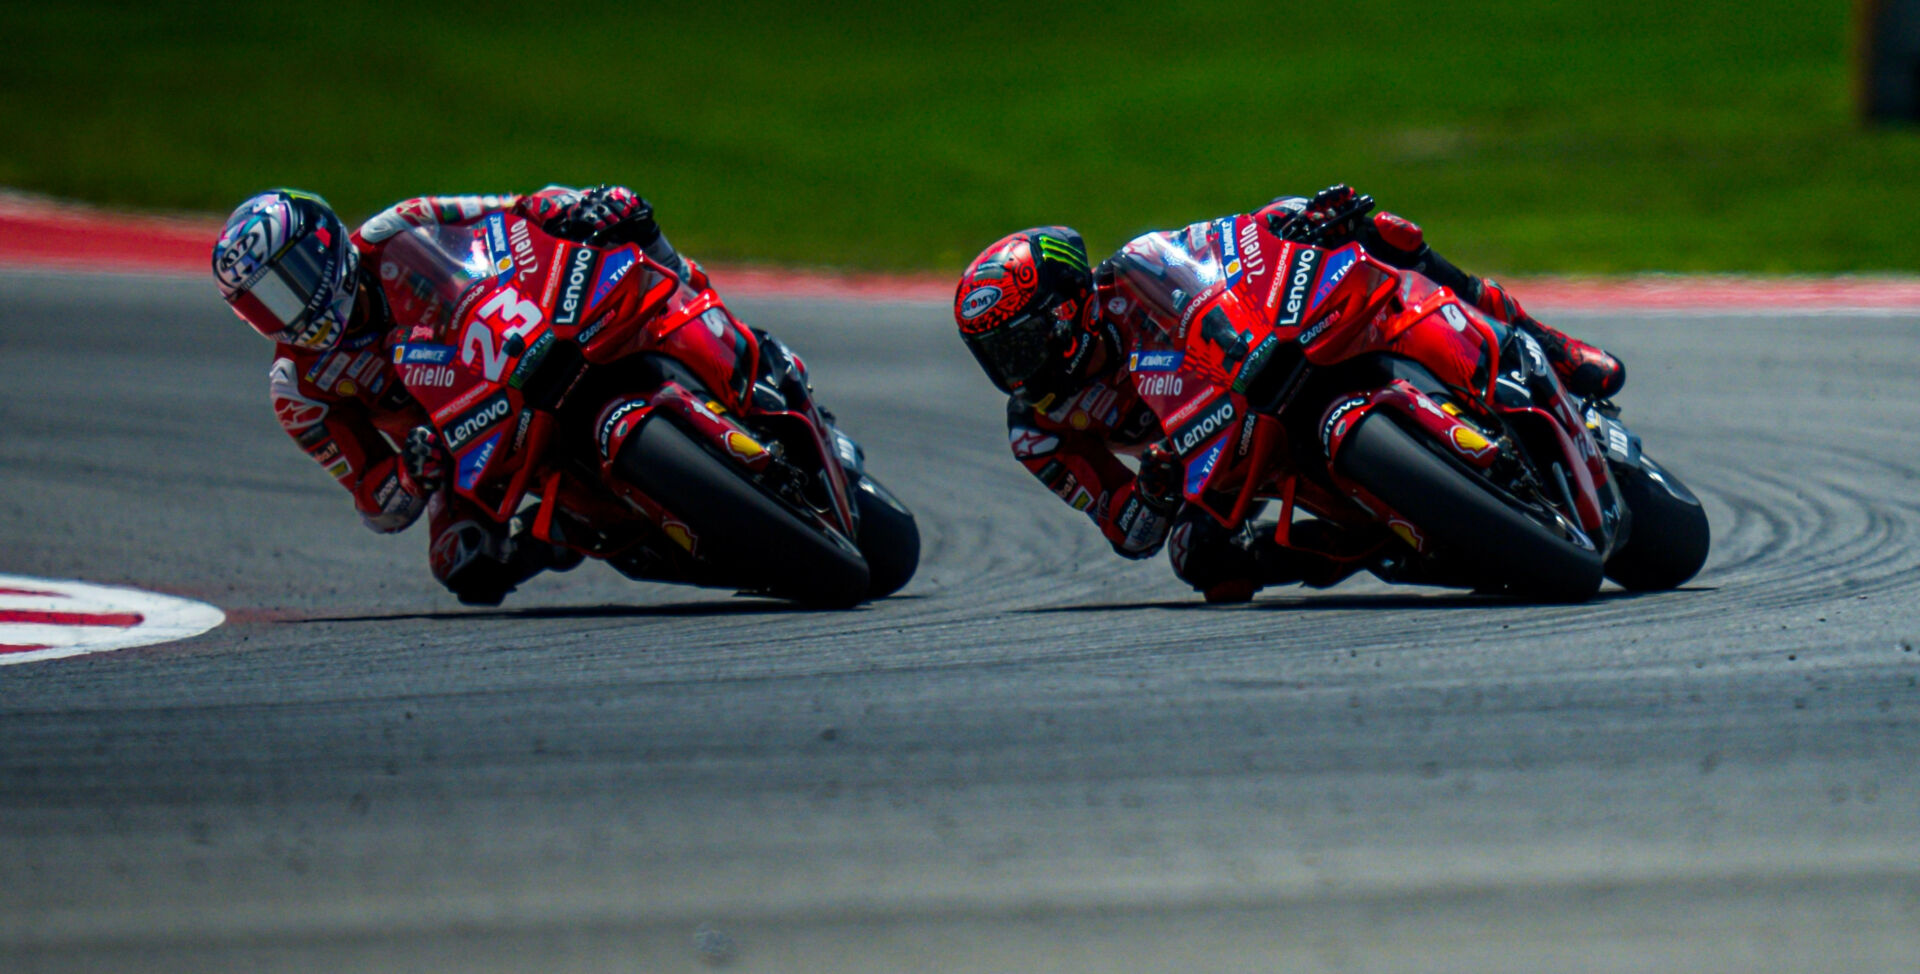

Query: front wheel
[1604,457,1710,591]
[615,416,870,606]
[853,475,919,599]
[1334,412,1604,602]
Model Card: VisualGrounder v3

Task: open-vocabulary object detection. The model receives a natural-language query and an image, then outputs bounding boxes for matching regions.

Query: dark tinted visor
[963,312,1057,394]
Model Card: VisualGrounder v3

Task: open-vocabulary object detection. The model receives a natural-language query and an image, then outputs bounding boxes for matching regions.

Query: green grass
[3,0,1915,273]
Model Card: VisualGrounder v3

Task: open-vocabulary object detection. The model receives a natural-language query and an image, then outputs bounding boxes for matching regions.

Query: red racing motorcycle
[1114,197,1708,601]
[379,212,918,605]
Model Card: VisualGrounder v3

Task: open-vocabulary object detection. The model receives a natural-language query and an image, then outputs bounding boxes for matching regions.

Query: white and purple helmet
[212,190,359,350]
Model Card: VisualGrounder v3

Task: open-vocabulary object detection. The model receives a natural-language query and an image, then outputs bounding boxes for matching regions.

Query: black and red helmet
[954,227,1101,405]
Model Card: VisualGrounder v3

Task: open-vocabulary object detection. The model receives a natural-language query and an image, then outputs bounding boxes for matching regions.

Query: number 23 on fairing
[461,287,543,382]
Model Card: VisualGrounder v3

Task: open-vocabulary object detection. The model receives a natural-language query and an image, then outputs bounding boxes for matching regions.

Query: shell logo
[1389,519,1424,550]
[1451,426,1494,456]
[662,520,698,553]
[724,431,766,460]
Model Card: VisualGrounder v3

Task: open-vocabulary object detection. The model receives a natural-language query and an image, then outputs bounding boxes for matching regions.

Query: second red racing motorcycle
[1112,196,1709,601]
[378,211,918,606]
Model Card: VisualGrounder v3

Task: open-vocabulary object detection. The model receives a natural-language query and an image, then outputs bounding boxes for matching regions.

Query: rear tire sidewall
[1335,411,1604,602]
[615,416,870,606]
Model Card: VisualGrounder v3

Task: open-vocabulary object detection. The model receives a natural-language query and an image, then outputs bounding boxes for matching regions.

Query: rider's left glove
[401,425,450,495]
[1135,442,1184,516]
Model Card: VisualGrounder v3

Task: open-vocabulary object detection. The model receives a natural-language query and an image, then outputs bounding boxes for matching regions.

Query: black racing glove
[1271,184,1377,245]
[401,425,449,495]
[1135,442,1183,515]
[550,185,658,245]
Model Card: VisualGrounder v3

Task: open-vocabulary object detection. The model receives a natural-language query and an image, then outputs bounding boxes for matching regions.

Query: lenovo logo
[1275,247,1321,328]
[444,393,510,451]
[1172,397,1236,456]
[553,246,597,326]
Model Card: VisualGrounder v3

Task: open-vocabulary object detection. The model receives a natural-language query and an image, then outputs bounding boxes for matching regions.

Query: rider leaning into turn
[211,185,700,605]
[952,185,1628,603]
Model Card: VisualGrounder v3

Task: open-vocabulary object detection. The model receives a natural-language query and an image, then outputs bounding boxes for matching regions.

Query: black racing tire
[1604,460,1710,591]
[614,416,870,606]
[853,475,920,600]
[1334,412,1604,602]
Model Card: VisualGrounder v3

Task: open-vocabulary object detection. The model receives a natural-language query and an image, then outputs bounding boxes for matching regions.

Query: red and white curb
[2,190,1916,314]
[0,574,225,665]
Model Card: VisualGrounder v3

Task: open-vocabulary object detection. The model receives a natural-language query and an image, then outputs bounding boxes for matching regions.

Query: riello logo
[404,364,457,388]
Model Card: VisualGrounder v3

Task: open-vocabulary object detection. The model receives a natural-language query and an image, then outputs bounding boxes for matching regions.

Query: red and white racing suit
[265,188,700,594]
[1005,198,1552,589]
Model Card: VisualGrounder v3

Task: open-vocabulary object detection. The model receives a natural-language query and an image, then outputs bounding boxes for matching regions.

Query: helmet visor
[226,232,355,349]
[964,311,1059,395]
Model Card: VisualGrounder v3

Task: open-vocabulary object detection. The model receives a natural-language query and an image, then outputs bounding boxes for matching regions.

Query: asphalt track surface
[2,270,1917,973]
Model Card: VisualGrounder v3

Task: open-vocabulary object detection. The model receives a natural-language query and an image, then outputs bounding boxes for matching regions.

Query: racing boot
[1512,313,1625,400]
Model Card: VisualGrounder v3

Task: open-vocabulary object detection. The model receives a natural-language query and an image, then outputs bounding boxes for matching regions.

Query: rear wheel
[853,475,919,599]
[1605,458,1709,591]
[1335,412,1604,602]
[615,416,870,606]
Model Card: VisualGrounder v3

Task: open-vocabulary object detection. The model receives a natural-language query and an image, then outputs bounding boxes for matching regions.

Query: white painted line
[0,574,225,665]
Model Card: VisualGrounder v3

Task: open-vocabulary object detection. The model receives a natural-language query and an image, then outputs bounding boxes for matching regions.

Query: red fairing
[1383,290,1503,401]
[1000,193,1621,582]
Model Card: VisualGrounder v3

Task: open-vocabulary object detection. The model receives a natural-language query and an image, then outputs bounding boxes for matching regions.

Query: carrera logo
[1171,397,1235,456]
[960,286,1002,320]
[1275,246,1322,328]
[552,245,597,326]
[443,393,511,451]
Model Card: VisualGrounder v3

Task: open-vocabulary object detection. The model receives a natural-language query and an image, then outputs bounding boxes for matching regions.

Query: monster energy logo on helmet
[1034,233,1087,271]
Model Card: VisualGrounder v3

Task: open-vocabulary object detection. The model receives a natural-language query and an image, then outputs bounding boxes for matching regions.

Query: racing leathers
[265,186,705,604]
[1005,196,1599,600]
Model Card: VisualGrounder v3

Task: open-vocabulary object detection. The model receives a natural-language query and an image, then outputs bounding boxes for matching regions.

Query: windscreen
[1108,223,1225,330]
[376,223,495,331]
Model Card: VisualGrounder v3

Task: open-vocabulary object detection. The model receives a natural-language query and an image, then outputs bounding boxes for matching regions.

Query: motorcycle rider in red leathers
[212,185,707,604]
[953,186,1628,602]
